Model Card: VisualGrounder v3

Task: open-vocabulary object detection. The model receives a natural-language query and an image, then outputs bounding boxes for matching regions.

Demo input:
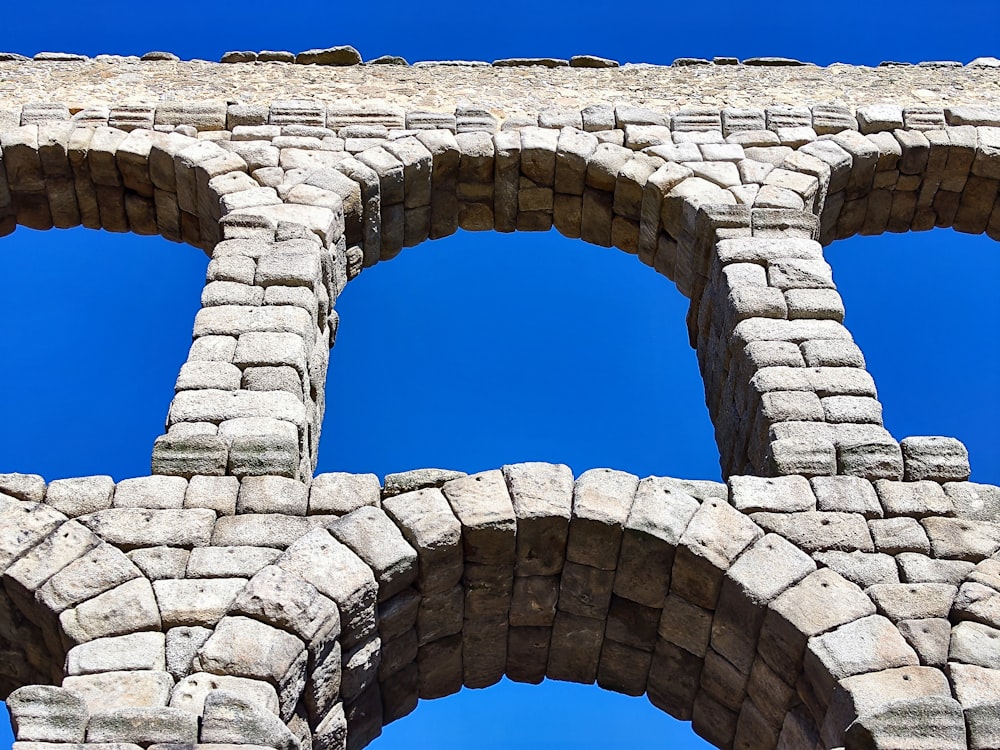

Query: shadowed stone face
[1,54,998,750]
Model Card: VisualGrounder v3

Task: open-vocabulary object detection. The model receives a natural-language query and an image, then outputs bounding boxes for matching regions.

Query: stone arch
[1,89,999,750]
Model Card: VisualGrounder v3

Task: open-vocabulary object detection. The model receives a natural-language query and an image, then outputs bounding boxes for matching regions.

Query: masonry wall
[0,54,999,750]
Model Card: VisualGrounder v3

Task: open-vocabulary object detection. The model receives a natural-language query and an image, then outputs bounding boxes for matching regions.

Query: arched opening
[826,228,999,483]
[0,226,207,480]
[318,229,721,480]
[373,679,714,749]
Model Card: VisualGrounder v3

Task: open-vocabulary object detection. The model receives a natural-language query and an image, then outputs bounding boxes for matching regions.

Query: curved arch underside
[1,86,999,750]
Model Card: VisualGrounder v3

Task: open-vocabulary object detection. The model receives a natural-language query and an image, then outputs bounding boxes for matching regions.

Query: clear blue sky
[1,1,998,748]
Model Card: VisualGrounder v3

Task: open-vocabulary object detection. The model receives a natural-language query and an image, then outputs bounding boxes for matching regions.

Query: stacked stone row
[153,216,344,482]
[4,102,998,484]
[2,466,998,750]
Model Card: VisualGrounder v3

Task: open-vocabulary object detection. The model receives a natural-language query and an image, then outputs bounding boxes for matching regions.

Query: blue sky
[2,1,998,748]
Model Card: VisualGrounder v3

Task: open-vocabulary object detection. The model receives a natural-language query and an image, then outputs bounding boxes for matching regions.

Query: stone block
[730,475,815,513]
[236,476,308,516]
[896,552,974,584]
[63,670,174,712]
[758,568,875,677]
[502,462,573,577]
[418,634,462,699]
[901,436,971,482]
[658,593,714,657]
[78,508,216,550]
[547,611,603,684]
[4,520,100,596]
[329,506,417,602]
[806,614,919,706]
[7,686,88,742]
[86,707,199,745]
[671,497,762,609]
[614,477,699,608]
[949,621,1000,668]
[226,563,336,644]
[211,514,315,549]
[165,626,212,680]
[866,583,957,622]
[874,479,953,518]
[66,631,166,675]
[869,516,932,555]
[382,488,462,594]
[278,529,377,649]
[896,618,950,666]
[0,474,46,503]
[711,534,815,674]
[199,690,296,750]
[750,511,874,553]
[112,476,187,510]
[307,473,380,515]
[566,468,638,571]
[44,476,115,516]
[922,516,1000,560]
[812,551,899,588]
[441,470,515,565]
[60,577,161,644]
[416,584,463,645]
[809,475,881,518]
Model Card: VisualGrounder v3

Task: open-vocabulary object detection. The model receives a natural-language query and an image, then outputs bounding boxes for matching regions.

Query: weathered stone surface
[614,478,699,608]
[66,631,166,675]
[63,670,174,711]
[194,615,306,695]
[86,707,199,745]
[7,686,88,742]
[277,528,377,648]
[329,506,417,601]
[671,497,763,609]
[566,469,639,571]
[171,673,280,717]
[442,470,516,565]
[949,621,1000,668]
[759,568,876,677]
[200,690,298,750]
[501,462,573,577]
[382,488,462,594]
[44,476,115,516]
[60,577,161,643]
[154,577,246,627]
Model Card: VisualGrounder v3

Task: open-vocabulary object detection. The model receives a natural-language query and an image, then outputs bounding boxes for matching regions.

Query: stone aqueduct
[0,50,998,750]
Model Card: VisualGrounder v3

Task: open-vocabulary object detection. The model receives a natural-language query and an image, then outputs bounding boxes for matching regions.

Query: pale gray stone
[4,519,99,595]
[277,528,377,648]
[566,469,639,571]
[211,515,316,549]
[500,462,573,577]
[185,475,239,515]
[442,470,516,565]
[813,550,899,587]
[66,631,166,675]
[127,546,190,580]
[38,543,141,612]
[309,472,381,514]
[165,625,212,680]
[237,476,308,515]
[329,506,417,602]
[78,508,216,549]
[186,546,282,578]
[949,621,1000,668]
[63,670,174,712]
[0,473,46,503]
[729,475,815,513]
[672,496,763,609]
[154,577,246,627]
[7,686,88,742]
[85,707,199,745]
[60,577,161,644]
[614,477,699,608]
[382,488,462,595]
[200,690,297,750]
